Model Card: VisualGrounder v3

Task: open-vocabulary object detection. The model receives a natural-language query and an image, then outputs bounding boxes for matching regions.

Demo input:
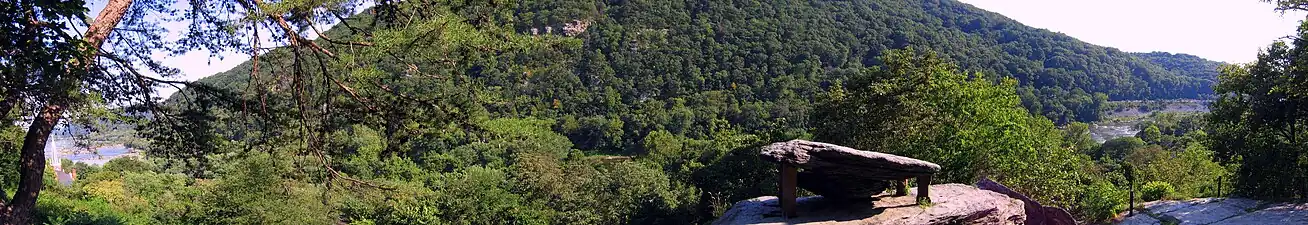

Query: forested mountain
[163,1,1227,221]
[1132,52,1224,96]
[192,0,1223,124]
[10,0,1241,224]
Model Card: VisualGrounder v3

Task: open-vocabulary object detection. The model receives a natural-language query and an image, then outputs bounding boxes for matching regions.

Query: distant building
[47,136,77,186]
[54,165,76,186]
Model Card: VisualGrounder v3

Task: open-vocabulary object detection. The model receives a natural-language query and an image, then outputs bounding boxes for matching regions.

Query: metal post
[1217,176,1222,197]
[780,164,797,218]
[1126,165,1135,216]
[1129,182,1135,216]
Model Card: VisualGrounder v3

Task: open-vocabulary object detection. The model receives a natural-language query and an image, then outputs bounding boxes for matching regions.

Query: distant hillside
[1132,51,1224,97]
[186,0,1224,125]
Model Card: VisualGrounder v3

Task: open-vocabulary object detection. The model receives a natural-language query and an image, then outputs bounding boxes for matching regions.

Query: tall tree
[812,48,1119,221]
[0,0,379,221]
[1207,2,1308,198]
[1,0,135,222]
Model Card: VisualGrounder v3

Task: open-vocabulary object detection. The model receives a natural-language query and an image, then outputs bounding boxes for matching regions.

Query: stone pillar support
[894,179,910,196]
[780,164,798,218]
[916,175,933,205]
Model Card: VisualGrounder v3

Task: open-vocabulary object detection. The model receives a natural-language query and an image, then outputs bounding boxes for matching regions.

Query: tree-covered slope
[1133,51,1224,95]
[91,1,1240,223]
[513,0,1224,123]
[196,0,1220,125]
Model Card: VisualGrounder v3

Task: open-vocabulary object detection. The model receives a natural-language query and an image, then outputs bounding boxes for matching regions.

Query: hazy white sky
[959,0,1306,63]
[85,0,344,96]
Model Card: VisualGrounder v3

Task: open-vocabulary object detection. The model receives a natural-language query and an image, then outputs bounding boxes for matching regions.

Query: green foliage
[690,143,776,218]
[1085,114,1229,202]
[1207,20,1308,199]
[1097,137,1147,161]
[1134,52,1222,95]
[1077,181,1128,223]
[813,48,1120,221]
[196,0,1223,127]
[0,125,21,191]
[1139,125,1164,144]
[38,155,332,224]
[202,152,335,224]
[1063,122,1098,153]
[1141,181,1177,201]
[27,0,1241,224]
[101,157,155,174]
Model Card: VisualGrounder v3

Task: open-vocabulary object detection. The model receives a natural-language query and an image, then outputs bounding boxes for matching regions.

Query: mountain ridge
[185,0,1225,124]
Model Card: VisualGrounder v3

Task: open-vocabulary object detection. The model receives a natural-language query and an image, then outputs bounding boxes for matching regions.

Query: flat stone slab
[1116,198,1308,225]
[1216,198,1261,210]
[760,140,941,180]
[1116,214,1161,225]
[1161,200,1248,224]
[713,184,1023,225]
[1142,198,1221,214]
[1212,203,1308,225]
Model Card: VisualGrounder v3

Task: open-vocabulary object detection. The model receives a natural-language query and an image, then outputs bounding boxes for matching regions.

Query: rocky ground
[1116,198,1308,225]
[712,184,1026,225]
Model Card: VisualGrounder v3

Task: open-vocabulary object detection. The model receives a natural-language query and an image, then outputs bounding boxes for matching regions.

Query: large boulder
[760,140,941,180]
[713,184,1026,225]
[976,178,1076,225]
[760,140,941,199]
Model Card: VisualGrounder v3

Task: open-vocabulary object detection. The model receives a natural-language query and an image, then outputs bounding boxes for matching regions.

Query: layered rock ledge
[759,140,941,180]
[712,184,1026,225]
[759,140,941,199]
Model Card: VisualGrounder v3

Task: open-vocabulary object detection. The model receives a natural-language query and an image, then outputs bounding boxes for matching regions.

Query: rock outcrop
[1117,198,1308,225]
[976,178,1076,225]
[759,140,941,181]
[712,184,1026,225]
[759,140,941,200]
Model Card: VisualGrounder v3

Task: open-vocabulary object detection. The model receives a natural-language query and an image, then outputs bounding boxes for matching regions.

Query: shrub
[1141,181,1176,201]
[1075,181,1127,223]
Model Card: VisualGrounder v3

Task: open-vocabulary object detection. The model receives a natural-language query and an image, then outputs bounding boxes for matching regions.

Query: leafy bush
[1142,181,1176,201]
[1075,181,1128,224]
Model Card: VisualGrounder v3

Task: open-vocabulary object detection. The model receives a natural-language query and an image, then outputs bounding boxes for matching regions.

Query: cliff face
[712,184,1026,225]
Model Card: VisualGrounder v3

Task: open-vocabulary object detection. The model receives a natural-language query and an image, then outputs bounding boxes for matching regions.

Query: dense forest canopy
[2,0,1280,224]
[194,0,1224,125]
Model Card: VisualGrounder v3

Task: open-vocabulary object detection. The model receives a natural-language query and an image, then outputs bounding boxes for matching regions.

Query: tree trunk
[0,0,131,223]
[5,105,61,224]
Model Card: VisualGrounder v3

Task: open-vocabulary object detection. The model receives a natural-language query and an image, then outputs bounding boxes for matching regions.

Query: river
[44,138,136,166]
[1088,100,1210,143]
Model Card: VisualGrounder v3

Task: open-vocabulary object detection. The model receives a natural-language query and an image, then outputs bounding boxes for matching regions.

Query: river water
[44,138,135,166]
[1088,100,1211,143]
[1090,122,1140,143]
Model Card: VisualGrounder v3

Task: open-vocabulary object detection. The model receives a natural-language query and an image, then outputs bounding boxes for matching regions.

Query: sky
[84,0,349,96]
[86,0,1308,89]
[959,0,1306,63]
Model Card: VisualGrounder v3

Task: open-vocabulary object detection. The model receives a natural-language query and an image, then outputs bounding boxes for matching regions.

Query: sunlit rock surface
[1116,198,1308,225]
[758,140,940,199]
[713,184,1024,225]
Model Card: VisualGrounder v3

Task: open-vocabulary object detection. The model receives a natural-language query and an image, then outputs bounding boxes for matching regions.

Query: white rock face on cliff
[713,184,1026,225]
